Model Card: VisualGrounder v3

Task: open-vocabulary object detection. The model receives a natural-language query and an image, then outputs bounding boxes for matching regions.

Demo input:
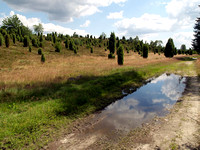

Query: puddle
[90,73,186,134]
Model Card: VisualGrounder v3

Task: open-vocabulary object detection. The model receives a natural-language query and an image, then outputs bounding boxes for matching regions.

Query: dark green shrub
[164,38,175,58]
[39,34,43,42]
[108,53,115,59]
[53,35,57,43]
[38,48,42,55]
[69,40,75,50]
[17,35,20,41]
[65,39,69,49]
[55,42,61,52]
[29,46,32,52]
[117,45,124,65]
[12,34,16,44]
[142,44,149,58]
[41,53,45,62]
[32,38,38,47]
[74,47,77,54]
[23,36,29,47]
[0,34,3,46]
[91,47,93,53]
[20,36,23,42]
[109,32,116,54]
[39,42,44,48]
[5,34,10,48]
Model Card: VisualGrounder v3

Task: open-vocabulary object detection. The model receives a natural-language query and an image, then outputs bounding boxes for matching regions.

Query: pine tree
[41,53,45,63]
[12,34,16,44]
[192,8,200,54]
[5,34,10,48]
[55,42,61,52]
[0,34,3,46]
[109,32,116,54]
[164,38,175,58]
[117,45,124,65]
[23,36,29,47]
[142,44,149,58]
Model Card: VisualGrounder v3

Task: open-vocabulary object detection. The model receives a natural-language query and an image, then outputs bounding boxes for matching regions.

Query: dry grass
[0,50,181,84]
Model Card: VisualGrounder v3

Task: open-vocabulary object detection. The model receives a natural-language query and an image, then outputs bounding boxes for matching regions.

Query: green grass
[0,60,197,149]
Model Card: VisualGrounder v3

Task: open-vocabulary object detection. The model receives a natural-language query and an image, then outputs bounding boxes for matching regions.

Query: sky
[0,0,199,48]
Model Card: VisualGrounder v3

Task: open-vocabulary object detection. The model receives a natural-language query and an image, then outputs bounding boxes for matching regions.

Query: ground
[47,61,200,150]
[0,42,199,149]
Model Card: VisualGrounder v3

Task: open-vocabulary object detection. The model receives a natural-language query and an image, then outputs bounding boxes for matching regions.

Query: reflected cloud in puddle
[92,73,186,134]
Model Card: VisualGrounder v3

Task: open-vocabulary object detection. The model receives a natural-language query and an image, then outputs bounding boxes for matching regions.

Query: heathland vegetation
[0,14,199,149]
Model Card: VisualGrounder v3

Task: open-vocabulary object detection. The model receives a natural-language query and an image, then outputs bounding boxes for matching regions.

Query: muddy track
[47,63,200,150]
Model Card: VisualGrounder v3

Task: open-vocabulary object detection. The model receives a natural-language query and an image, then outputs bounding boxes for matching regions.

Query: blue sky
[0,0,199,48]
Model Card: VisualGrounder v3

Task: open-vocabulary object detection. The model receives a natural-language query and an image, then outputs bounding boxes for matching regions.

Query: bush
[53,35,57,43]
[164,38,175,58]
[142,44,149,58]
[69,40,75,50]
[39,42,44,48]
[108,53,115,59]
[109,32,116,54]
[117,45,124,65]
[38,48,42,55]
[74,47,77,54]
[55,42,61,52]
[29,46,32,52]
[41,53,45,62]
[0,34,3,46]
[5,34,10,48]
[65,39,69,49]
[39,34,43,42]
[12,34,16,44]
[32,38,38,47]
[23,36,29,47]
[91,47,93,53]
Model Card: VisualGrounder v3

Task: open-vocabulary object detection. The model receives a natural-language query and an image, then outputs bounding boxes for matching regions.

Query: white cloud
[43,23,88,36]
[80,20,91,28]
[172,32,194,49]
[107,11,123,19]
[166,0,199,20]
[115,13,177,36]
[9,11,15,16]
[3,0,127,22]
[152,99,166,104]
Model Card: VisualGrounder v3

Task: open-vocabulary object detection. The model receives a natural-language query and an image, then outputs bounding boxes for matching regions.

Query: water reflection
[93,73,186,133]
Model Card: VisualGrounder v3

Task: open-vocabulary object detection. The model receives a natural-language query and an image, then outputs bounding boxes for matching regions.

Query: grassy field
[0,42,199,149]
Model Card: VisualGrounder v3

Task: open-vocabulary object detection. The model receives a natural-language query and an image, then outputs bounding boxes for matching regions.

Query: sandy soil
[47,61,200,150]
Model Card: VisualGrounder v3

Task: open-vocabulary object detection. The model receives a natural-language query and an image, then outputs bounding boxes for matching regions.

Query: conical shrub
[5,34,10,48]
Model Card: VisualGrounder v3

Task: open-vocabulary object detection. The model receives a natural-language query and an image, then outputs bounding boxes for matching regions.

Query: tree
[5,34,10,48]
[180,44,186,54]
[192,8,200,54]
[38,48,42,55]
[108,32,116,54]
[41,53,45,63]
[55,42,61,52]
[90,47,93,53]
[33,23,44,35]
[12,34,16,44]
[117,45,124,65]
[2,15,23,33]
[0,34,3,46]
[143,44,149,58]
[65,39,69,49]
[164,38,175,58]
[23,36,29,47]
